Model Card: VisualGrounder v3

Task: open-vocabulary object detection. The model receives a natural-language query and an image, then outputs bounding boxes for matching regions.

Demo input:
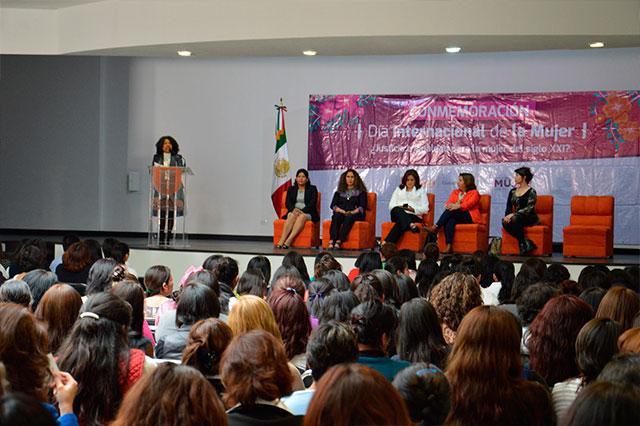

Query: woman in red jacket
[427,173,480,253]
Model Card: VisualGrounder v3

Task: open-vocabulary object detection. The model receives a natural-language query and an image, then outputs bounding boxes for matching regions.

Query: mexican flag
[271,100,292,215]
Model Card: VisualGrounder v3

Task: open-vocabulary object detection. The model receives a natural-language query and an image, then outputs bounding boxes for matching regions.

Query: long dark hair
[86,258,122,295]
[282,251,310,282]
[155,135,179,155]
[57,292,133,425]
[396,298,448,368]
[337,169,367,193]
[399,169,421,190]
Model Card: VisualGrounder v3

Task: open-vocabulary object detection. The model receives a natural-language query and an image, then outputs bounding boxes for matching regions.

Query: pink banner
[308,92,640,169]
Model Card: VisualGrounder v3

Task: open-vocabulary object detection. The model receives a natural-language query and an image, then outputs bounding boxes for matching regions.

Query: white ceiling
[1,0,639,57]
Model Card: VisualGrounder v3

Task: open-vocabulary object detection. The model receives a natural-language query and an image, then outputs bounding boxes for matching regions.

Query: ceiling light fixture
[303,50,317,56]
[177,50,192,57]
[445,46,461,53]
[589,42,604,48]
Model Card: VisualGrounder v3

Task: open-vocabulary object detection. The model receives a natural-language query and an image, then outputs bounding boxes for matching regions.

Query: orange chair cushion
[273,191,321,247]
[380,193,435,251]
[322,192,377,249]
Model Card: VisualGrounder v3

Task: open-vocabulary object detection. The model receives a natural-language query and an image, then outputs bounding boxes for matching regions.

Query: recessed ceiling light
[445,46,461,53]
[303,50,317,56]
[589,42,604,48]
[177,50,192,57]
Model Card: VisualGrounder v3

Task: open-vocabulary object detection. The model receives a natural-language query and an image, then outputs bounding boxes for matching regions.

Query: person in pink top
[426,173,481,254]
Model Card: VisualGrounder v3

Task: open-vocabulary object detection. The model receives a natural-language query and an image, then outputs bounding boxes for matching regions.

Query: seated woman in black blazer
[328,169,368,250]
[276,169,319,249]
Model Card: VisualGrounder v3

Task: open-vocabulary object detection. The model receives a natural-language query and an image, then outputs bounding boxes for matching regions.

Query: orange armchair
[502,195,554,256]
[437,194,491,254]
[273,192,321,248]
[380,193,435,251]
[322,192,377,249]
[563,196,614,258]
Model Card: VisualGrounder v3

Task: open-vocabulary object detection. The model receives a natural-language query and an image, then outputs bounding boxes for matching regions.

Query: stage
[1,230,638,284]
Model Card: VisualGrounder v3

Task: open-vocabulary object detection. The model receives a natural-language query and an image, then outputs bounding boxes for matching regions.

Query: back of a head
[182,318,233,377]
[516,282,561,326]
[112,280,146,334]
[564,381,640,426]
[0,393,57,426]
[14,243,47,274]
[528,294,594,386]
[22,269,57,311]
[380,242,398,260]
[579,286,607,313]
[307,320,358,382]
[235,269,266,298]
[305,363,412,426]
[321,269,350,292]
[110,241,130,265]
[415,258,439,298]
[352,271,384,301]
[101,238,119,259]
[34,283,82,354]
[0,280,31,307]
[618,327,640,353]
[220,330,292,407]
[307,278,336,318]
[429,272,482,332]
[212,256,239,285]
[393,363,451,426]
[0,304,48,401]
[422,242,439,262]
[318,291,360,324]
[395,274,419,305]
[112,364,227,426]
[56,292,133,425]
[543,262,571,284]
[384,256,407,276]
[358,252,382,274]
[176,283,220,328]
[575,318,622,384]
[202,254,223,272]
[596,286,640,331]
[598,352,640,387]
[227,294,281,339]
[579,268,609,291]
[85,258,119,295]
[143,265,172,295]
[269,288,311,359]
[350,300,396,349]
[83,239,103,263]
[493,260,515,304]
[186,270,219,296]
[270,273,305,298]
[368,269,396,302]
[397,249,417,271]
[61,241,91,273]
[247,255,271,284]
[62,234,81,252]
[314,253,342,280]
[396,298,447,367]
[511,258,547,302]
[282,251,310,281]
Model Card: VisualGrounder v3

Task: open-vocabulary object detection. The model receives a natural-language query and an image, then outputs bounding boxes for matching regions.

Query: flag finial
[275,98,287,112]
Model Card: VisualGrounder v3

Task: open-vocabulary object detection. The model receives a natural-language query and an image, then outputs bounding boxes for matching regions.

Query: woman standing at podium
[152,136,186,244]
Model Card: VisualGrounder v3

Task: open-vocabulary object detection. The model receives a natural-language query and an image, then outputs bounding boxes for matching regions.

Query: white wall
[1,48,639,241]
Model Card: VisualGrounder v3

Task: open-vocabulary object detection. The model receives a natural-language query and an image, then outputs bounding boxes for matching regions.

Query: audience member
[313,253,342,280]
[0,279,32,307]
[415,258,439,298]
[85,258,123,296]
[271,273,306,299]
[579,286,607,313]
[395,298,448,368]
[112,280,154,355]
[306,278,336,324]
[234,269,267,298]
[516,283,561,354]
[181,318,233,395]
[350,300,409,381]
[57,292,155,425]
[49,234,80,273]
[445,305,554,425]
[142,265,173,322]
[395,274,419,305]
[318,291,360,324]
[618,327,640,353]
[552,318,622,423]
[269,288,312,372]
[595,285,640,331]
[247,255,272,284]
[429,272,482,344]
[528,295,593,386]
[282,321,358,415]
[393,363,451,426]
[282,251,311,283]
[564,381,640,426]
[34,284,82,354]
[54,241,92,284]
[320,269,350,292]
[597,352,640,387]
[155,283,219,359]
[211,256,239,314]
[112,363,227,426]
[221,330,300,426]
[304,363,412,426]
[22,269,57,311]
[422,242,439,262]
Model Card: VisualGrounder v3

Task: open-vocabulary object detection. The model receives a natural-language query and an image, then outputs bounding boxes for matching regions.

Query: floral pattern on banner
[591,91,640,150]
[309,95,375,133]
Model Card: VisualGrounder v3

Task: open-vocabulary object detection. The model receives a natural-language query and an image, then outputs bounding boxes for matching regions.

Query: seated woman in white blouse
[383,169,429,244]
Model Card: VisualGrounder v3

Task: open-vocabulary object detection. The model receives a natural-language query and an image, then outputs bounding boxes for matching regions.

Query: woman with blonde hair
[227,294,304,391]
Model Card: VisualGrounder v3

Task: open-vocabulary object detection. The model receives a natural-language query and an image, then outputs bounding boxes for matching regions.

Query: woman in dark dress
[503,167,539,255]
[152,136,186,244]
[328,169,368,249]
[276,168,319,249]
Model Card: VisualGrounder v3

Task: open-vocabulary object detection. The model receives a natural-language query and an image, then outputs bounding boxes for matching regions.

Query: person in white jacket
[384,169,430,244]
